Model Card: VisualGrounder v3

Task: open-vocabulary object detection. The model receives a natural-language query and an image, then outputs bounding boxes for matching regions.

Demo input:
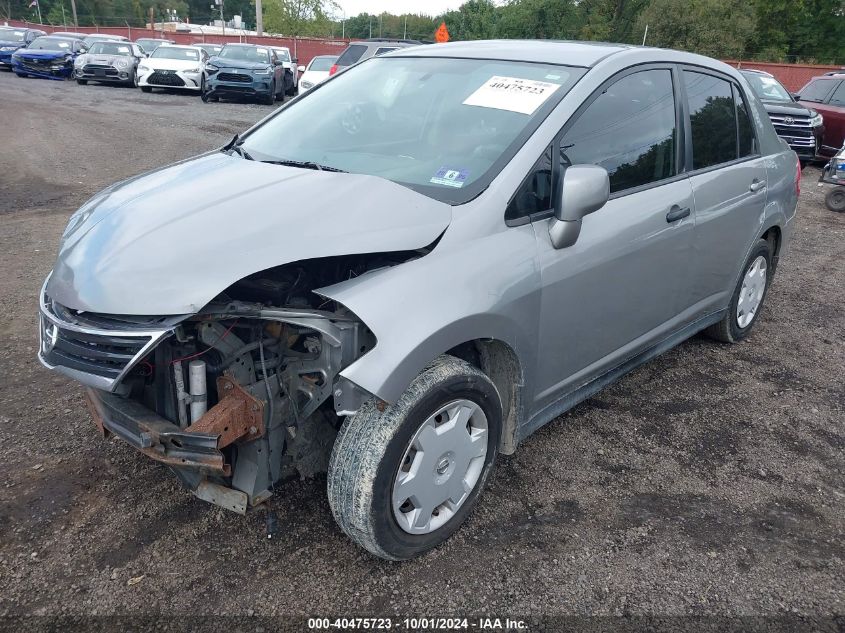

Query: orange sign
[435,22,450,43]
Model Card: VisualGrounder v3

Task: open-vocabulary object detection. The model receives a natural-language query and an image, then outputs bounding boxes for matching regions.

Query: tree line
[3,0,843,64]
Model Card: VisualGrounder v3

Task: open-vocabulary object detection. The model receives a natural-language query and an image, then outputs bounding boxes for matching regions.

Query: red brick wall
[6,19,350,68]
[723,60,844,92]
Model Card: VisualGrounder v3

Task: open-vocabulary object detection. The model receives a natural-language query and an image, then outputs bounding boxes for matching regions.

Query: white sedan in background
[297,54,338,94]
[137,44,208,93]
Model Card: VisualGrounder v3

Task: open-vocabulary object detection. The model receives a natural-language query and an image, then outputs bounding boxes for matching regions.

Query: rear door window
[829,81,845,106]
[374,47,399,56]
[799,78,839,103]
[734,86,757,157]
[683,71,738,170]
[336,44,366,66]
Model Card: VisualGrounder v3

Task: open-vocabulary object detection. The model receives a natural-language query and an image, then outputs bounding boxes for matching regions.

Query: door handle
[666,205,691,223]
[749,179,766,193]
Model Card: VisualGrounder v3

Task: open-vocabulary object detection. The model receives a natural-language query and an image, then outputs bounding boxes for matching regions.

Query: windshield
[218,45,268,64]
[0,29,26,43]
[309,56,336,72]
[152,46,200,61]
[744,73,792,102]
[88,42,132,56]
[273,48,290,62]
[29,37,73,51]
[242,56,585,204]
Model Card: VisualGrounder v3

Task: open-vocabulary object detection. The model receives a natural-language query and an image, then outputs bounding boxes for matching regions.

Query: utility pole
[255,0,262,36]
[378,14,382,37]
[61,3,65,25]
[36,0,42,24]
[403,15,407,39]
[368,16,371,38]
[70,0,77,26]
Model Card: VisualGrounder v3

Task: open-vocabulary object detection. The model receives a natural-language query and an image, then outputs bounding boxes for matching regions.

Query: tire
[824,187,845,212]
[328,355,502,560]
[76,79,87,85]
[705,238,772,343]
[131,72,138,88]
[141,86,152,93]
[261,84,275,105]
[15,72,27,78]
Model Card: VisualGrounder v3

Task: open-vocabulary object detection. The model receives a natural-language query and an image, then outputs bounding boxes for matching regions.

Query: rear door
[681,68,768,315]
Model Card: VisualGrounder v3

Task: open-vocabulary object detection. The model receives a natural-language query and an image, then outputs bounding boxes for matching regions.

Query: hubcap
[392,399,488,535]
[736,255,767,328]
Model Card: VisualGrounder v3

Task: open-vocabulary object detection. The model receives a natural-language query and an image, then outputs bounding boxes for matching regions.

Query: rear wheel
[327,355,501,560]
[824,187,845,212]
[705,238,772,343]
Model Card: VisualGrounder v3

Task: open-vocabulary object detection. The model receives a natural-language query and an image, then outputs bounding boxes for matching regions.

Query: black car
[741,69,824,165]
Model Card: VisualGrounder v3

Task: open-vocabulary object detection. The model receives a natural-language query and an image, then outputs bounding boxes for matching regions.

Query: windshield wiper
[261,159,346,173]
[222,134,254,161]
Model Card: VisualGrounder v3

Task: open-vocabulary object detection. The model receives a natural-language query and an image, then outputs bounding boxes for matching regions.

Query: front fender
[316,223,540,404]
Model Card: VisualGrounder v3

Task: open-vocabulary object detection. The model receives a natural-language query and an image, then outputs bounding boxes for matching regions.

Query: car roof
[740,68,774,77]
[156,44,201,49]
[394,39,634,67]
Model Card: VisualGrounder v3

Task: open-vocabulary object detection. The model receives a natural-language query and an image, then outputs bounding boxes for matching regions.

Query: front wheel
[261,83,275,105]
[76,79,87,85]
[140,86,152,93]
[705,238,772,343]
[825,187,845,212]
[327,355,502,560]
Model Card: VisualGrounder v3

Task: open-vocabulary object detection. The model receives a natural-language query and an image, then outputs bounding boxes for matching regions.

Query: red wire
[169,320,239,365]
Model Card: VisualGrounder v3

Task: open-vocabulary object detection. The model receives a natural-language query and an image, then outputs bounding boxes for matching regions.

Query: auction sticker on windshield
[431,167,469,188]
[463,76,561,115]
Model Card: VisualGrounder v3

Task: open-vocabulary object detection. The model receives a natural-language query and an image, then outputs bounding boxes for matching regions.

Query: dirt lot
[0,72,843,625]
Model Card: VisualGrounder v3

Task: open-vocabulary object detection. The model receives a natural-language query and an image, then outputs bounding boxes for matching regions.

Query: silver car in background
[74,40,145,86]
[38,41,798,560]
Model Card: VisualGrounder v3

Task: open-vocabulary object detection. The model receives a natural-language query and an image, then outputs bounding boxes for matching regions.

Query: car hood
[14,49,70,60]
[209,57,270,71]
[760,99,814,117]
[145,57,201,71]
[300,70,329,84]
[82,53,131,66]
[47,152,452,315]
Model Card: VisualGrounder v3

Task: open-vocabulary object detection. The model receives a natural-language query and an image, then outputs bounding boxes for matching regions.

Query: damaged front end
[36,256,401,513]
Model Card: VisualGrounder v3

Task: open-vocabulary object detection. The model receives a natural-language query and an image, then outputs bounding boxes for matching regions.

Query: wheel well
[761,225,782,271]
[446,339,523,455]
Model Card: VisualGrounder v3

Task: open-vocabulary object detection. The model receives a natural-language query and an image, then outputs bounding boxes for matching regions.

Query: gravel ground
[0,72,843,625]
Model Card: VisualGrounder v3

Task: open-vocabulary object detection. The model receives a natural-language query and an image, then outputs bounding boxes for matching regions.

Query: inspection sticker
[430,167,469,188]
[463,76,561,115]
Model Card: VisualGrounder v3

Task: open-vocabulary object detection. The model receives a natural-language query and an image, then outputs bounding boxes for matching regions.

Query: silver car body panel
[42,41,798,450]
[46,153,452,315]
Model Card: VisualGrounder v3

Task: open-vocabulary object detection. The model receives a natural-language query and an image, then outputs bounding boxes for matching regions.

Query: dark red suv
[796,74,845,157]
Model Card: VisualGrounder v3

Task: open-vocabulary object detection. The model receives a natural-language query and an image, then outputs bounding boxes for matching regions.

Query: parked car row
[0,25,340,104]
[739,67,845,165]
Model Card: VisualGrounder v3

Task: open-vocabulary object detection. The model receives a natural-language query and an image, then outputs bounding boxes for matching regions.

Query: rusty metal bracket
[184,375,264,449]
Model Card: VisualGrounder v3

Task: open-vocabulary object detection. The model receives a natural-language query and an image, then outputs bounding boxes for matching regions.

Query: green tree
[263,0,338,36]
[636,0,756,58]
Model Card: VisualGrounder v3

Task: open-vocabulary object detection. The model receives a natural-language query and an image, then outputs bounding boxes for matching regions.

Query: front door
[526,66,697,412]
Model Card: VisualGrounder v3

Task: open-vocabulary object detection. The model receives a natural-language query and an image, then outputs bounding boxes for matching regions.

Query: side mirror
[292,57,298,63]
[791,93,801,100]
[297,64,305,73]
[549,165,609,249]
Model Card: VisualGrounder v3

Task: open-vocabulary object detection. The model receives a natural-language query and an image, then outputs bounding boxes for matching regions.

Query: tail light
[795,157,801,196]
[329,64,338,76]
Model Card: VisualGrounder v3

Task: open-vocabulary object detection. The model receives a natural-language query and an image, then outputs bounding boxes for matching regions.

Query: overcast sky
[333,0,467,18]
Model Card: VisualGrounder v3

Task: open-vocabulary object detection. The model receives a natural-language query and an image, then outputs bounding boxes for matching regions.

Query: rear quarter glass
[337,44,366,66]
